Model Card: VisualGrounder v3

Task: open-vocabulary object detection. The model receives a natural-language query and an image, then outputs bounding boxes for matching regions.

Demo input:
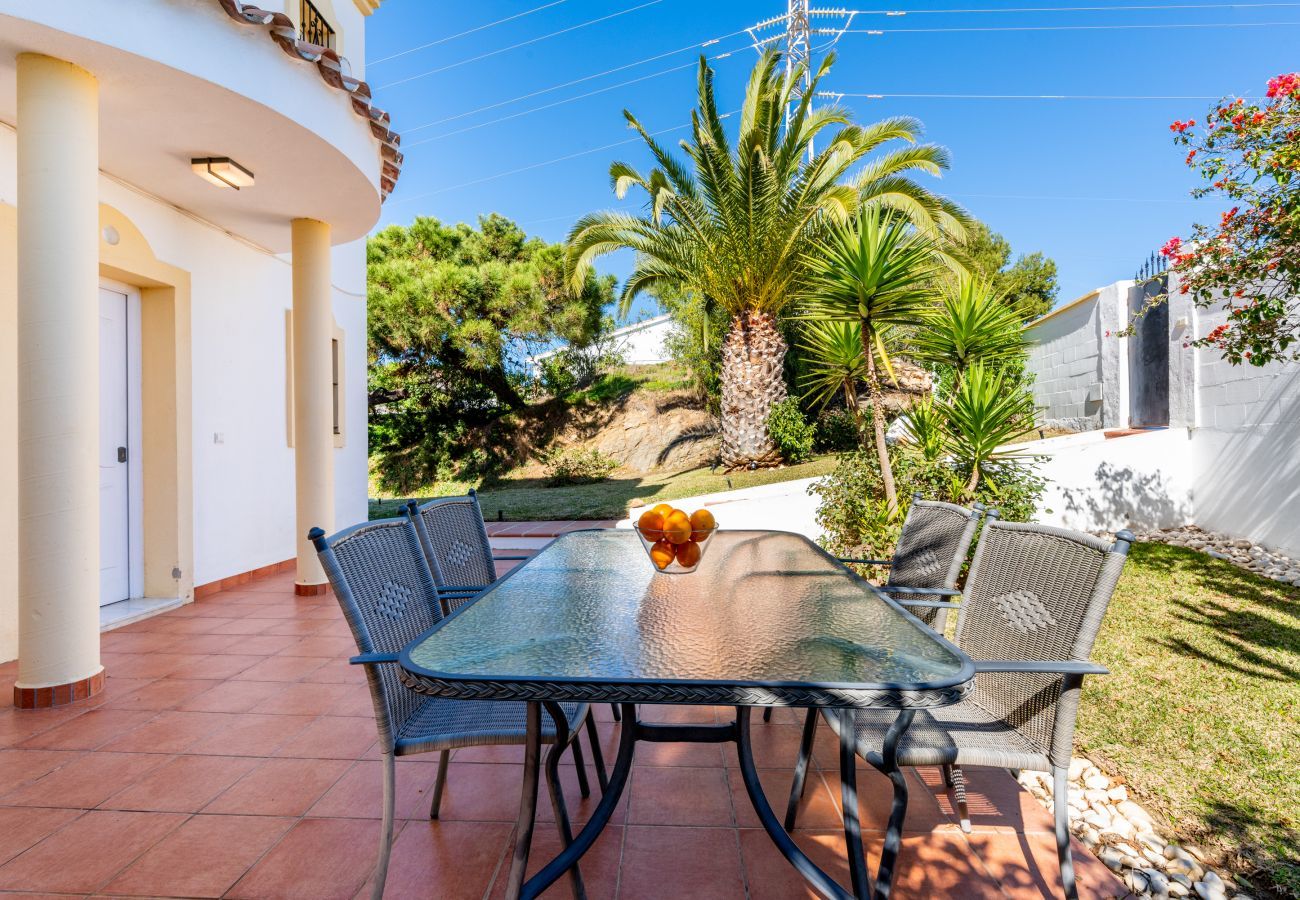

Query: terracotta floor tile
[627,765,733,826]
[916,765,1058,834]
[276,635,357,658]
[184,713,315,757]
[0,705,88,748]
[101,753,260,812]
[486,823,624,900]
[365,820,512,900]
[261,617,335,636]
[205,756,351,816]
[100,652,210,680]
[0,748,82,796]
[1,751,170,809]
[18,709,161,751]
[738,827,855,899]
[818,766,955,834]
[176,679,282,713]
[634,735,726,767]
[227,817,378,900]
[618,825,746,900]
[233,650,335,676]
[307,757,441,821]
[728,722,810,769]
[99,632,178,654]
[182,653,269,680]
[205,617,277,635]
[175,633,248,654]
[0,808,186,893]
[210,634,301,655]
[965,830,1130,900]
[248,682,358,716]
[99,710,239,753]
[102,813,295,898]
[310,657,370,685]
[0,807,83,867]
[273,715,377,759]
[728,766,844,830]
[100,678,221,711]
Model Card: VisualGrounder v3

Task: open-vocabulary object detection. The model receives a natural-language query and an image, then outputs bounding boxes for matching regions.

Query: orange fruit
[663,510,692,544]
[651,503,674,518]
[637,509,665,539]
[649,540,675,570]
[689,508,716,541]
[675,540,702,568]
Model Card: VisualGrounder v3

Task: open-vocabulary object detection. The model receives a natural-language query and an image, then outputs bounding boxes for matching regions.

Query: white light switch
[214,433,224,444]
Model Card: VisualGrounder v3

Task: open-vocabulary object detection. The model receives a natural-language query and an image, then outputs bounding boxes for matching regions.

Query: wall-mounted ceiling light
[190,157,255,190]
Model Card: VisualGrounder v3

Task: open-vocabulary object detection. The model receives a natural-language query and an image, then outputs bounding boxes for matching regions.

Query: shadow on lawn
[1131,543,1300,682]
[1198,795,1300,900]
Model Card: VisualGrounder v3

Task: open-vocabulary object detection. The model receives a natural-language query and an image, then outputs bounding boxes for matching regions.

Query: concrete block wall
[1025,292,1105,431]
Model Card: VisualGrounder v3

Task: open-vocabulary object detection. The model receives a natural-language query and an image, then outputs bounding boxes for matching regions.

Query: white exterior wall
[614,315,673,365]
[0,126,368,589]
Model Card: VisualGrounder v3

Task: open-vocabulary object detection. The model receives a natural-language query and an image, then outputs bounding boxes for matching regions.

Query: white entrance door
[99,285,142,606]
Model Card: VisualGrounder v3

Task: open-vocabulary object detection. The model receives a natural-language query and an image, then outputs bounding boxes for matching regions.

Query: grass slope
[1080,542,1299,898]
[370,454,841,522]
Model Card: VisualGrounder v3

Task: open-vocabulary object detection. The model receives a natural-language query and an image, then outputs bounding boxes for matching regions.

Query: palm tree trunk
[861,326,899,515]
[719,309,787,469]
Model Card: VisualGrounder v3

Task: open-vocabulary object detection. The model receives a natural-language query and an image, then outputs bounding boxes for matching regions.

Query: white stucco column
[291,218,335,594]
[14,54,102,707]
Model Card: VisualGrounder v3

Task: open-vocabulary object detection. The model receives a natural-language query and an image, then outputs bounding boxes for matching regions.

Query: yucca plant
[900,396,947,464]
[796,208,948,513]
[938,362,1037,495]
[566,49,969,468]
[796,320,867,431]
[911,271,1029,386]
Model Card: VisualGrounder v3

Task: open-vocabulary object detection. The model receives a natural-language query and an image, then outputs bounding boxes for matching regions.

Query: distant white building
[530,313,674,372]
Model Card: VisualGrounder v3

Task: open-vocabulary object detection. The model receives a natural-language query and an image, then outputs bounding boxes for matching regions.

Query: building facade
[0,0,400,705]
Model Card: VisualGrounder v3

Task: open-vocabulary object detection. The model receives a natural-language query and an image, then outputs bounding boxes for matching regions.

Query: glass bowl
[634,524,718,574]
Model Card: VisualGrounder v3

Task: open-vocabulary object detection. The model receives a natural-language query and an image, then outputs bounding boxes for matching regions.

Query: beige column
[291,218,335,594]
[14,54,102,707]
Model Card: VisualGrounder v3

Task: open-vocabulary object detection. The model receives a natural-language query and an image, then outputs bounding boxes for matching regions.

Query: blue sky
[367,0,1299,320]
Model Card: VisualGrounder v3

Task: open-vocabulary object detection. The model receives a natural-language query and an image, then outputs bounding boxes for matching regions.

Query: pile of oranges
[636,503,717,570]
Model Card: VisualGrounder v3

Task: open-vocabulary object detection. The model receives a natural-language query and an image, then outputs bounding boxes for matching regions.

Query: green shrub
[538,354,579,397]
[813,407,861,453]
[541,447,619,486]
[767,398,816,463]
[811,451,1046,563]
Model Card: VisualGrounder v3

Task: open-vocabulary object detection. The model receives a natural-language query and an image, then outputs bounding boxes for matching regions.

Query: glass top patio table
[400,529,973,709]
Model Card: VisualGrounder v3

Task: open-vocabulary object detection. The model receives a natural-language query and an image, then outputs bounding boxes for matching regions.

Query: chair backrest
[406,491,497,588]
[955,520,1133,767]
[311,518,444,751]
[885,495,988,626]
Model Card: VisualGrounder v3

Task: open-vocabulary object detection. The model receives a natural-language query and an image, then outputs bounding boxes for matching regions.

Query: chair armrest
[350,652,400,666]
[437,585,490,594]
[884,586,961,596]
[897,599,961,610]
[838,558,892,566]
[972,660,1110,676]
[493,555,530,561]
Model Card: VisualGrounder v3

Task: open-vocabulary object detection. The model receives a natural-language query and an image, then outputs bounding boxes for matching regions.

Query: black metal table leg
[541,701,586,900]
[735,706,854,900]
[838,708,872,899]
[872,709,915,900]
[504,701,543,900]
[519,703,638,900]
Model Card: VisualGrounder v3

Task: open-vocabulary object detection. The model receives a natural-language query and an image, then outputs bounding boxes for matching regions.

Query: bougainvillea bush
[1163,73,1299,366]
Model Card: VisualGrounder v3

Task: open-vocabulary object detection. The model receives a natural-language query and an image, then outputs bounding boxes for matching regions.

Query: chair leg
[570,735,591,799]
[584,713,609,793]
[429,749,450,820]
[948,764,971,833]
[784,708,819,831]
[1054,765,1079,900]
[762,706,773,723]
[371,752,396,900]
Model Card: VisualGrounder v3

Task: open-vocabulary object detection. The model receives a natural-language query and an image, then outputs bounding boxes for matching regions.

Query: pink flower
[1266,72,1299,99]
[1160,237,1183,258]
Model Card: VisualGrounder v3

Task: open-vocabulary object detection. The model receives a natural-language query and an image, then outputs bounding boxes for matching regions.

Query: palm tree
[797,320,867,431]
[797,208,948,513]
[566,49,969,468]
[911,271,1029,386]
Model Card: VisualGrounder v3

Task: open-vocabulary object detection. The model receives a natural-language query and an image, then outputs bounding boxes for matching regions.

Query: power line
[404,45,750,148]
[389,111,738,205]
[402,28,756,136]
[827,91,1263,99]
[377,0,667,90]
[838,19,1300,33]
[837,2,1300,14]
[369,1,569,66]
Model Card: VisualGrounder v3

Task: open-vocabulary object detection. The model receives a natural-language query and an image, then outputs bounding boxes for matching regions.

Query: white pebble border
[1018,761,1250,899]
[1135,525,1300,587]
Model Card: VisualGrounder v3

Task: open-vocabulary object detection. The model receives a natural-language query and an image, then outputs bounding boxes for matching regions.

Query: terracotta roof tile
[213,0,402,200]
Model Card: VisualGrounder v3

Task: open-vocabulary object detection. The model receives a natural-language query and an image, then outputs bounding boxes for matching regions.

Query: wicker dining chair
[310,517,605,900]
[405,490,527,612]
[785,520,1134,900]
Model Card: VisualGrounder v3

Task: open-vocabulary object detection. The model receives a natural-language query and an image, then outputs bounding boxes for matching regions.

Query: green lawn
[369,454,841,522]
[1079,542,1299,898]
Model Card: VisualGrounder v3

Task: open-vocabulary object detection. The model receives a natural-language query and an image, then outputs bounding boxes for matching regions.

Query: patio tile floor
[0,549,1131,899]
